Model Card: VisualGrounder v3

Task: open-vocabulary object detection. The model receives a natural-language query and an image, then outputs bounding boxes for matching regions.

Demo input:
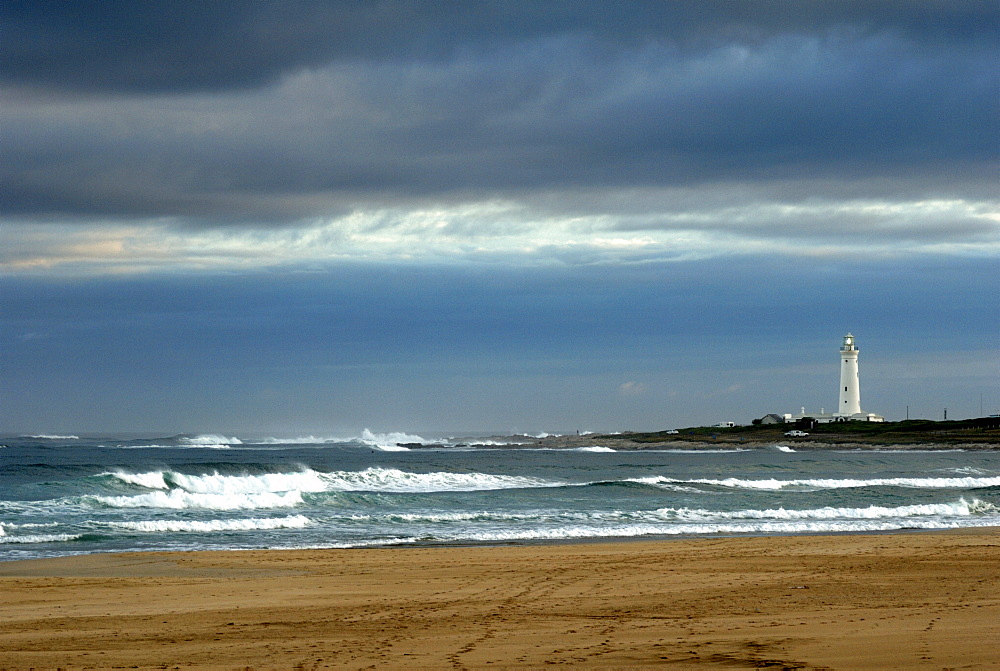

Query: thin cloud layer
[2,1,997,273]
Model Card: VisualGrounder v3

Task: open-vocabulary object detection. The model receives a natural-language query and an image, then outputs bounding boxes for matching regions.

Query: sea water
[2,432,999,561]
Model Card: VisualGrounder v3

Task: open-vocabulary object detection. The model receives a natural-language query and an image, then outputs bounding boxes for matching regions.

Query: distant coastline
[431,418,1000,451]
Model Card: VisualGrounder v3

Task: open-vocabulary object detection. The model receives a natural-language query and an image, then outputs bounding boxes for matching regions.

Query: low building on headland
[761,333,885,425]
[759,414,785,424]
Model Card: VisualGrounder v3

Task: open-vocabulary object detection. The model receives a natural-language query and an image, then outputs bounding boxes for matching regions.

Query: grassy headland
[523,417,1000,449]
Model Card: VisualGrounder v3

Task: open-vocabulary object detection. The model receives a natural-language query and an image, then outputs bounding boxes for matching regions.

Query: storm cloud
[3,1,997,260]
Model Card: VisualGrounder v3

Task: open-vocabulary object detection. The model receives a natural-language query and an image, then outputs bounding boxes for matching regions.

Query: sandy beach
[1,530,998,669]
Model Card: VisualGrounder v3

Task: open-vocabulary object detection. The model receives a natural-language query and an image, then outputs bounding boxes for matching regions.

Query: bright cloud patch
[3,196,997,275]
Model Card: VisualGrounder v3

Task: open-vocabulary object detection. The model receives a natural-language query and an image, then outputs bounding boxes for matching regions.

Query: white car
[784,430,809,437]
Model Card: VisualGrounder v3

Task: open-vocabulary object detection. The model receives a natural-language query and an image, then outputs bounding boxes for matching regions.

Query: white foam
[947,467,991,476]
[270,537,420,551]
[200,513,1000,548]
[359,429,425,449]
[639,448,751,454]
[465,439,530,446]
[654,498,996,523]
[637,475,1000,491]
[111,471,169,489]
[360,499,997,529]
[773,445,796,453]
[321,467,558,493]
[257,436,344,444]
[110,469,329,494]
[402,513,1000,543]
[92,490,304,510]
[573,446,616,453]
[379,511,537,523]
[97,469,334,509]
[110,515,311,533]
[371,443,411,452]
[170,470,329,495]
[180,434,243,447]
[0,533,81,544]
[0,522,60,532]
[100,467,558,509]
[23,434,80,440]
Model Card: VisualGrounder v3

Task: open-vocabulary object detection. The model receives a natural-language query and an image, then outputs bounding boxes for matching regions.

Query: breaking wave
[350,498,995,527]
[109,515,311,533]
[319,468,557,493]
[359,429,426,450]
[92,467,562,510]
[180,434,243,448]
[654,498,996,522]
[632,475,1000,491]
[91,490,304,510]
[110,469,330,494]
[0,531,82,544]
[257,436,345,445]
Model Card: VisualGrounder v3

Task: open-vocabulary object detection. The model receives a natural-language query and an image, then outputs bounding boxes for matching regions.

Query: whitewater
[2,432,999,560]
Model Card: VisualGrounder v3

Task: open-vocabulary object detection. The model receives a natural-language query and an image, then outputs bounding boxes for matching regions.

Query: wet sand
[2,530,998,669]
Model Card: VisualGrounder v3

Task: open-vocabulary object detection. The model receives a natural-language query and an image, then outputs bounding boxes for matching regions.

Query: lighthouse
[777,333,884,424]
[838,333,861,416]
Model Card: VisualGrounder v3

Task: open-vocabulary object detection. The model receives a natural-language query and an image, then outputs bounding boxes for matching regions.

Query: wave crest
[97,466,561,510]
[180,434,243,448]
[91,490,304,510]
[110,515,311,533]
[633,475,1000,491]
[321,467,557,493]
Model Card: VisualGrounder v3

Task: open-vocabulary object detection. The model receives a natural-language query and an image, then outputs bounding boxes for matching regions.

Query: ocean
[2,431,999,562]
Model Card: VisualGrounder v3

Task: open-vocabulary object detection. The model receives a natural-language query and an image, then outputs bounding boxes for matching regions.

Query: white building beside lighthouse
[782,333,884,423]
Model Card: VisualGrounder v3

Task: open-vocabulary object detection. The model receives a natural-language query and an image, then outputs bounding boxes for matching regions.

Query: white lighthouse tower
[838,333,861,416]
[780,333,883,424]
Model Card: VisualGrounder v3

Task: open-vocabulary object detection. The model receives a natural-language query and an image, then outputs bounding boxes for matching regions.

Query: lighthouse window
[845,386,848,391]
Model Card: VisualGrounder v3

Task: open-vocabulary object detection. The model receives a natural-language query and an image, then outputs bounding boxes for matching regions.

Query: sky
[2,1,998,436]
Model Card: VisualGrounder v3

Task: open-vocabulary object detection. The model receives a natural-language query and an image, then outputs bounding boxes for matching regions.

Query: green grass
[597,417,1000,445]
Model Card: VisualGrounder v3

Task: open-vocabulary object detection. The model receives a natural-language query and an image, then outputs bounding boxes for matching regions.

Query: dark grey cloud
[4,13,997,223]
[5,1,997,93]
[0,0,996,277]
